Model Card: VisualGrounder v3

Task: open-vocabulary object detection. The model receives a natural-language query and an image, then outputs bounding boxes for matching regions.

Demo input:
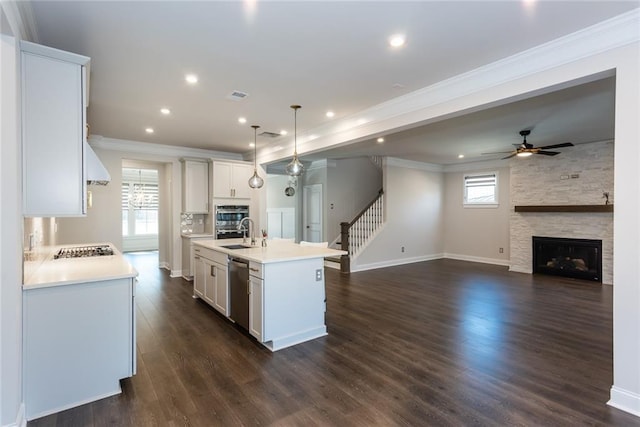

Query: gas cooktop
[54,245,114,259]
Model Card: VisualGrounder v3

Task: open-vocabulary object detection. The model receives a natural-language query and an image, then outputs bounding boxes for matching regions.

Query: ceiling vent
[227,90,248,101]
[259,131,281,138]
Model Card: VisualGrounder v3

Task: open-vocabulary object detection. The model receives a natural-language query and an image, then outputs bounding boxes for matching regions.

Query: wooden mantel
[514,205,614,213]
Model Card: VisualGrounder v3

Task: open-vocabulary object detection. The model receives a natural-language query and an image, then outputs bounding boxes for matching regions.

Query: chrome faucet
[237,217,256,246]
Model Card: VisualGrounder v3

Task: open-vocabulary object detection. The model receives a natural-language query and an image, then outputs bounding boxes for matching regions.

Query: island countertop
[192,238,347,264]
[23,243,138,290]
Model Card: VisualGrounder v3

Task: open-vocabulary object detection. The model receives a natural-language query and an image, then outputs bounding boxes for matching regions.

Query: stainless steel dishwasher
[228,257,249,331]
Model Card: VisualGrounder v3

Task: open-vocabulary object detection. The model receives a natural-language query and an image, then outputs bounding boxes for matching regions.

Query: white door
[303,184,322,242]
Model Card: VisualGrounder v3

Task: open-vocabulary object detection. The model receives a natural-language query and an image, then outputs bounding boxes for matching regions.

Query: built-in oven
[215,205,249,239]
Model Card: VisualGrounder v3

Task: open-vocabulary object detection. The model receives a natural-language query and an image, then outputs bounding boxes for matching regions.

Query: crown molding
[386,157,444,172]
[258,8,640,166]
[89,135,242,161]
[0,1,39,41]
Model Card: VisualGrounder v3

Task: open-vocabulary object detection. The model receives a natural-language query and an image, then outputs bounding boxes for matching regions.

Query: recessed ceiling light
[280,130,288,136]
[389,34,406,48]
[326,111,335,118]
[185,74,198,84]
[160,108,171,115]
[145,127,154,134]
[458,154,464,159]
[377,137,385,143]
[238,117,247,124]
[249,142,255,148]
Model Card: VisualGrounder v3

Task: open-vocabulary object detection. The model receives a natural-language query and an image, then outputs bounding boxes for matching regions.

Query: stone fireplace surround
[509,140,613,284]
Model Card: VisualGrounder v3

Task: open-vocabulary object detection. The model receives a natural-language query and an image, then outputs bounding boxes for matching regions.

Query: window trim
[463,171,499,208]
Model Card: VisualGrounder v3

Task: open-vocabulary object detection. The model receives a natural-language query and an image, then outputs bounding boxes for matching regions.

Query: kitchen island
[192,239,347,351]
[22,244,137,421]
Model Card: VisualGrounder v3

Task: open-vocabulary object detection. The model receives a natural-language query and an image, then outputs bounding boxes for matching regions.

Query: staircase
[335,189,384,273]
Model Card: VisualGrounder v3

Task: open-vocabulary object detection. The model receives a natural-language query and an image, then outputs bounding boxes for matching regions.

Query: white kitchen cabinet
[193,246,228,316]
[182,235,214,280]
[212,161,252,199]
[21,41,90,217]
[249,273,264,342]
[181,159,209,213]
[23,277,135,420]
[193,253,205,298]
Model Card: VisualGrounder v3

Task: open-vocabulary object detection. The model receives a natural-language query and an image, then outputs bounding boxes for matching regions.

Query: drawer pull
[249,267,260,272]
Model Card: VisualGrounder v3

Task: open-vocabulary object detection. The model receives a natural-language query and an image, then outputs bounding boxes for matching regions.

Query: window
[121,168,159,237]
[464,172,498,206]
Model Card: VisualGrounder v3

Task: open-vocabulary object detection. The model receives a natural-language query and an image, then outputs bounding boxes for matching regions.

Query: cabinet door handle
[195,256,201,260]
[249,267,259,272]
[211,265,216,277]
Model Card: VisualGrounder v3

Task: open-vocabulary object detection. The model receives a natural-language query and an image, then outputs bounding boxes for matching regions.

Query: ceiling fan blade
[536,150,560,156]
[482,151,514,155]
[502,152,518,159]
[538,142,574,150]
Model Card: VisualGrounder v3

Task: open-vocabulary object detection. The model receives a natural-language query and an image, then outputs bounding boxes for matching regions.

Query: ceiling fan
[484,130,574,159]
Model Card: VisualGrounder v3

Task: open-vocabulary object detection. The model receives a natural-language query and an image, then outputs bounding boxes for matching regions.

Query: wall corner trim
[608,386,640,417]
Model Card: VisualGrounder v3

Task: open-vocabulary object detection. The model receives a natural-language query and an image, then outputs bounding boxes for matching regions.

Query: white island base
[251,258,328,351]
[193,239,346,352]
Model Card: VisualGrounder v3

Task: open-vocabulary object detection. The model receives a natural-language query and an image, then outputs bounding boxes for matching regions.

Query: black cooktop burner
[54,245,114,259]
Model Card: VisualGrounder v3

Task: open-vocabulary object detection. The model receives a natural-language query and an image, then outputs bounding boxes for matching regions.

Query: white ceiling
[24,1,638,164]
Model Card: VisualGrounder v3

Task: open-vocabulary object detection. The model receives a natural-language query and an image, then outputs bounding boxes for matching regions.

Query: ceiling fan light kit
[483,129,575,160]
[248,125,264,189]
[285,104,304,177]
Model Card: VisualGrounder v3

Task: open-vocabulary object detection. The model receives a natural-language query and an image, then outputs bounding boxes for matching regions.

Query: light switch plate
[315,269,322,281]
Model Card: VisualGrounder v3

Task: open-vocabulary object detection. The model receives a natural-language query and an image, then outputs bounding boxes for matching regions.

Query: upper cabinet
[212,161,252,199]
[181,159,209,213]
[21,41,90,217]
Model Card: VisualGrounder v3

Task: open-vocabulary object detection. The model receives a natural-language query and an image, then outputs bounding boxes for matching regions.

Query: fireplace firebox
[532,236,602,282]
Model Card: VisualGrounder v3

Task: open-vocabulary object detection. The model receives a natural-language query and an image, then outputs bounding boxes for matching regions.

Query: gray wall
[353,159,444,271]
[443,166,511,264]
[326,158,382,243]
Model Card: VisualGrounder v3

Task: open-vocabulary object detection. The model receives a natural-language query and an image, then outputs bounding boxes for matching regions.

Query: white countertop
[181,233,214,238]
[23,243,138,290]
[193,238,347,264]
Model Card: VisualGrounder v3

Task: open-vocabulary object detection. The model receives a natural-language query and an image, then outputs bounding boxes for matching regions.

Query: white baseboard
[170,270,181,278]
[608,385,640,417]
[443,252,511,267]
[351,253,444,272]
[159,261,169,270]
[324,259,341,270]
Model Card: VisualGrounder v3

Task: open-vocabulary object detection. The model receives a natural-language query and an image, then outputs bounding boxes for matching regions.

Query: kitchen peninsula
[192,239,346,351]
[22,244,137,420]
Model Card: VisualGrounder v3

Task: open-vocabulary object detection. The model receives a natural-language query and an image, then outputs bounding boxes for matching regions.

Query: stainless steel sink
[220,244,252,250]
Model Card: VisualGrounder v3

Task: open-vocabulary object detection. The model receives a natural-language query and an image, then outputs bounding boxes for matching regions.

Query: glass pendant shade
[248,125,264,189]
[286,105,304,177]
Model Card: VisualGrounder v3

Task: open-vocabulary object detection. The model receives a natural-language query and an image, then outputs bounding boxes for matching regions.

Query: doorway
[303,184,323,242]
[121,166,159,252]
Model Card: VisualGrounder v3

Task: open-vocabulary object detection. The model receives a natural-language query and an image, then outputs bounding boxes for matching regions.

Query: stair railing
[340,189,384,273]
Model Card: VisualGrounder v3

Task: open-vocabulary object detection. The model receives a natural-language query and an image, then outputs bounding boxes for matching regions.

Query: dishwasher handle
[228,258,249,269]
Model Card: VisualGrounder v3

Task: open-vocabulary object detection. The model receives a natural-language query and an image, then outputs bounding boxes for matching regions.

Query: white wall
[300,162,327,242]
[0,33,24,426]
[443,166,510,265]
[326,157,382,242]
[353,158,444,271]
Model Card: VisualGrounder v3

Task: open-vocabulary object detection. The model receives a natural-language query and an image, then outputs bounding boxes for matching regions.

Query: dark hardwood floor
[29,253,640,426]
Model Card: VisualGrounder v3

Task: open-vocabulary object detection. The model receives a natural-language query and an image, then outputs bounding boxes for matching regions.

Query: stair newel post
[340,221,350,273]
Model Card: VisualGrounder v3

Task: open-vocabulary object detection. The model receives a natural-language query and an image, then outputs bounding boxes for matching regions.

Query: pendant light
[248,125,264,189]
[285,104,304,176]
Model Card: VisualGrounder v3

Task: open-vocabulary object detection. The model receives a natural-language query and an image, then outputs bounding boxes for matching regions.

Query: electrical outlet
[401,246,405,253]
[499,247,504,254]
[571,173,580,179]
[315,269,322,281]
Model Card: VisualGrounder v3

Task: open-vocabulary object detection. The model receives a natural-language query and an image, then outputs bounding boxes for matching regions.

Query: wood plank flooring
[29,254,640,426]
